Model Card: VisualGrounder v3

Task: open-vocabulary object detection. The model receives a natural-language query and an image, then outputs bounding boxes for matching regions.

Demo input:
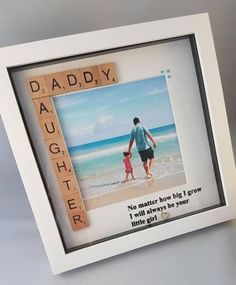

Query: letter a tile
[44,73,66,96]
[33,97,55,119]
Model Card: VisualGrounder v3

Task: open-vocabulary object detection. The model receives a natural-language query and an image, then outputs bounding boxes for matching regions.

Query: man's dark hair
[133,117,140,125]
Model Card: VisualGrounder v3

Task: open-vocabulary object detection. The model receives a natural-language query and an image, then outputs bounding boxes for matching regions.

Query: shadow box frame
[0,13,236,274]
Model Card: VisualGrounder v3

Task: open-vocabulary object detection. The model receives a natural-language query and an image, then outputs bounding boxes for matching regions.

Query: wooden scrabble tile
[45,136,68,159]
[39,117,62,139]
[44,72,66,96]
[80,65,101,89]
[58,175,80,195]
[52,156,74,178]
[61,69,84,93]
[97,63,118,86]
[63,193,84,213]
[68,210,89,231]
[26,76,49,99]
[33,97,55,119]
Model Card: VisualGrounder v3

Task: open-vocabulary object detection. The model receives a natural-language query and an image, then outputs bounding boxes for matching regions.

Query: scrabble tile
[97,63,118,86]
[45,136,68,159]
[61,69,84,93]
[33,97,55,119]
[26,76,49,99]
[68,210,89,231]
[52,156,74,178]
[58,175,80,195]
[39,117,62,139]
[44,72,66,96]
[63,193,84,213]
[80,65,101,89]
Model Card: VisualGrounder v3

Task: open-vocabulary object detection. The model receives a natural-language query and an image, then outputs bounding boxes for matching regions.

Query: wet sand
[84,172,186,210]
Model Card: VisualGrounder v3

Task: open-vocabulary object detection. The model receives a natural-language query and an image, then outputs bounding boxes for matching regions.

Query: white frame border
[0,13,235,274]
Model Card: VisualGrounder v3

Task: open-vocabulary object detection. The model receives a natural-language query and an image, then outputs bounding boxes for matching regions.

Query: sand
[84,172,186,210]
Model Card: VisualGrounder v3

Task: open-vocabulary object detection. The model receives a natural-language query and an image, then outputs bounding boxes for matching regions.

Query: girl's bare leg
[131,170,135,179]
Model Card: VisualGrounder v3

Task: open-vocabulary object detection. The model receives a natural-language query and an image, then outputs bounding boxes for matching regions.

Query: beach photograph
[53,76,186,209]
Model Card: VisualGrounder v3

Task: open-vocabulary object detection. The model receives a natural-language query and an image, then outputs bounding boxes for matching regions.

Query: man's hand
[146,129,156,149]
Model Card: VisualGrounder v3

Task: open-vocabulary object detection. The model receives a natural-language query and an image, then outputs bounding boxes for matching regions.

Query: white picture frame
[0,13,235,274]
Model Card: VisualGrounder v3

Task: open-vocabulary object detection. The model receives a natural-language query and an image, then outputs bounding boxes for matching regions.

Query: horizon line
[68,123,175,149]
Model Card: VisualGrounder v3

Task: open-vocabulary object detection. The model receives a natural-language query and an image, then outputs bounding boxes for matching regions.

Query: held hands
[153,142,157,149]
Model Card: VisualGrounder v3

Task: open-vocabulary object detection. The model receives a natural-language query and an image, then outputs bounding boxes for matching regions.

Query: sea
[69,124,185,199]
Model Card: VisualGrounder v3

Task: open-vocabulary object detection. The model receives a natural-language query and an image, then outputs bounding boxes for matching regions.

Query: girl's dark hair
[123,152,130,156]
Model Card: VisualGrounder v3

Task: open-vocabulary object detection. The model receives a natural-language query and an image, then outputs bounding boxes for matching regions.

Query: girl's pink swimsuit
[123,157,133,173]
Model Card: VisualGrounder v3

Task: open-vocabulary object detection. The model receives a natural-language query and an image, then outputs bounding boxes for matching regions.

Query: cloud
[146,87,167,96]
[53,94,87,110]
[65,125,95,146]
[94,115,114,133]
[117,86,168,104]
[96,106,110,112]
[118,98,131,104]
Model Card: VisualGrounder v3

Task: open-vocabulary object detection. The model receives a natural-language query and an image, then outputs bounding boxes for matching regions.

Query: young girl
[123,152,135,182]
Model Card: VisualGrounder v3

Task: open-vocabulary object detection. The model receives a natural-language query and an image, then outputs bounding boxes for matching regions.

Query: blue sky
[53,76,174,147]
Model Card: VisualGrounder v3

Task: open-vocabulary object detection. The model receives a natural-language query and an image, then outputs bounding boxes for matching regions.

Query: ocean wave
[155,132,177,141]
[71,132,177,162]
[71,144,127,162]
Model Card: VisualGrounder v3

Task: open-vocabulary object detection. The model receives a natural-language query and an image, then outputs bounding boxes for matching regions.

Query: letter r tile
[68,210,89,231]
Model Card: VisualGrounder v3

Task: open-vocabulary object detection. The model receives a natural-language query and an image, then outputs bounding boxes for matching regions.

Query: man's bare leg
[143,161,150,178]
[148,159,154,175]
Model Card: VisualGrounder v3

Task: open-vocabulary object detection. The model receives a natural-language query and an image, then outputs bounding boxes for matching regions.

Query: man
[128,117,156,179]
